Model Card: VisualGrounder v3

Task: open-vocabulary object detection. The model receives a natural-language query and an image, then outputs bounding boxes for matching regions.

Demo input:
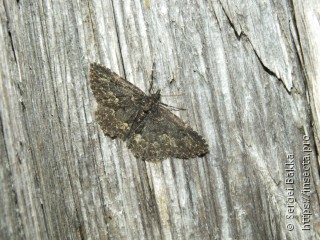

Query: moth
[89,63,208,161]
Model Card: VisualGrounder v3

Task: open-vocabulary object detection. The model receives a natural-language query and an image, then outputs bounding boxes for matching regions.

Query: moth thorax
[141,90,161,112]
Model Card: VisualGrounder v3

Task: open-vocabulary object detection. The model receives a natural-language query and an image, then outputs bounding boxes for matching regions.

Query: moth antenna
[160,102,186,111]
[148,62,156,94]
[161,93,185,97]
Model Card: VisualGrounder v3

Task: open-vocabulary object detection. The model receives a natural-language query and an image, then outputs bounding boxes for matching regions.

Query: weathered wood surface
[1,0,319,239]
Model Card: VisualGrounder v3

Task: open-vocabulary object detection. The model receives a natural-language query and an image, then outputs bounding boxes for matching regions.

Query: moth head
[152,89,161,101]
